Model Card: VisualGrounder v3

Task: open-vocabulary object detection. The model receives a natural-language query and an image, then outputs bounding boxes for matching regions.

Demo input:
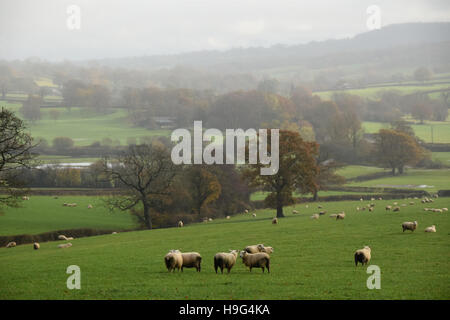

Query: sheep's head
[364,246,371,251]
[239,250,247,258]
[263,246,274,254]
[414,221,418,226]
[257,244,265,250]
[229,250,238,257]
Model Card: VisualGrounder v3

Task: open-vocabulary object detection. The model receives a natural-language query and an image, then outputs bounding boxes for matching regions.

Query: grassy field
[348,169,450,193]
[0,197,448,299]
[0,196,136,236]
[363,121,450,143]
[432,152,450,164]
[0,104,171,146]
[336,165,389,179]
[36,155,101,164]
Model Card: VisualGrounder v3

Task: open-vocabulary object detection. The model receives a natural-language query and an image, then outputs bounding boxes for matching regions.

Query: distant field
[0,198,448,299]
[36,155,101,164]
[250,190,376,201]
[1,105,170,146]
[336,165,388,179]
[0,196,136,236]
[347,169,450,193]
[363,121,450,143]
[432,152,450,164]
[34,77,59,88]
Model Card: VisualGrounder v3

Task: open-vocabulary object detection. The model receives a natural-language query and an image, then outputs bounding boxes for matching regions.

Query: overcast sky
[0,0,449,61]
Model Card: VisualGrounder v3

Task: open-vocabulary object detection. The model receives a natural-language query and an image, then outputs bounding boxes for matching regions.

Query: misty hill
[91,22,450,73]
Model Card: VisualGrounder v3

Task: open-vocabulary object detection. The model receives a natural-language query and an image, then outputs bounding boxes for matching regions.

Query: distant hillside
[89,22,450,73]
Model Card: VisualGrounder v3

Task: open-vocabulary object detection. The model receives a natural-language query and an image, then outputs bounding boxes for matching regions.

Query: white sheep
[244,209,249,214]
[240,251,270,273]
[272,217,278,224]
[393,206,400,212]
[424,225,436,233]
[260,246,274,254]
[442,208,448,212]
[311,214,319,219]
[66,237,74,241]
[58,243,72,248]
[33,242,40,250]
[6,241,16,248]
[180,252,202,272]
[226,216,231,219]
[336,212,345,220]
[292,209,299,214]
[368,207,374,212]
[58,235,68,240]
[164,249,183,272]
[252,213,256,218]
[178,220,184,228]
[245,244,265,254]
[214,250,239,274]
[402,221,418,232]
[354,246,371,266]
[208,218,213,222]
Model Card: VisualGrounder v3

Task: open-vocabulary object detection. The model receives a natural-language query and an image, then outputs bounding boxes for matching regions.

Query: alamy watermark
[66,265,81,289]
[366,5,381,30]
[171,121,279,175]
[366,265,381,289]
[66,5,81,30]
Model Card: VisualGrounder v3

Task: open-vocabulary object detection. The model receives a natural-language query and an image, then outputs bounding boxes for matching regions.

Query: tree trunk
[142,200,152,230]
[313,190,318,201]
[398,166,404,174]
[391,167,396,176]
[276,191,284,218]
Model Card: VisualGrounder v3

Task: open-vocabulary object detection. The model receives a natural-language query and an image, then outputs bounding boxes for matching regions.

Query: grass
[36,155,101,164]
[0,196,136,236]
[0,197,448,299]
[2,106,171,146]
[432,152,450,164]
[347,169,450,193]
[363,120,450,143]
[250,190,376,201]
[336,165,389,179]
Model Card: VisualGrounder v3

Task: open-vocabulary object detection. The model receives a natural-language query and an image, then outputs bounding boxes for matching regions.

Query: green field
[363,121,450,143]
[336,165,389,179]
[0,104,171,146]
[0,196,136,236]
[36,155,101,164]
[348,169,450,193]
[0,197,448,299]
[432,152,450,164]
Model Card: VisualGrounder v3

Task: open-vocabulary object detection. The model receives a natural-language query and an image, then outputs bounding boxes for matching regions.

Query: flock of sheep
[164,244,274,274]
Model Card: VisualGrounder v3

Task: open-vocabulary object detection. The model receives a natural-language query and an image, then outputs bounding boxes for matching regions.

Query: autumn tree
[375,129,426,175]
[102,143,178,229]
[242,130,319,218]
[185,165,221,215]
[312,159,346,201]
[0,108,37,213]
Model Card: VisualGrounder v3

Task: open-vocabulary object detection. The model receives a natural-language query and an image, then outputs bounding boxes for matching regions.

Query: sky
[0,0,449,61]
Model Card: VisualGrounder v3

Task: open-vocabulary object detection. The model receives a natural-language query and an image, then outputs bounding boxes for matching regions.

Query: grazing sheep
[180,252,202,272]
[22,196,30,200]
[378,197,383,200]
[356,207,360,211]
[409,202,414,205]
[260,246,274,254]
[33,242,40,250]
[214,250,239,274]
[311,214,319,219]
[226,216,230,219]
[244,209,249,214]
[371,197,375,201]
[240,251,270,273]
[58,243,72,248]
[360,198,363,202]
[6,241,16,248]
[178,220,184,228]
[354,246,371,266]
[319,210,327,215]
[433,209,443,213]
[245,244,265,254]
[112,231,118,234]
[368,207,374,212]
[87,204,93,209]
[66,237,74,241]
[401,203,407,207]
[305,205,309,208]
[329,214,337,218]
[292,209,299,214]
[164,250,183,272]
[208,218,213,222]
[442,208,448,212]
[393,202,398,205]
[272,217,278,224]
[252,213,256,218]
[393,206,400,212]
[402,221,418,232]
[336,213,345,220]
[424,225,436,233]
[318,205,323,209]
[58,235,68,240]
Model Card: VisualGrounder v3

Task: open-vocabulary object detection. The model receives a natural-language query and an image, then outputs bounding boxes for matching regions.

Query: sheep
[272,217,278,224]
[371,197,375,201]
[240,251,270,273]
[432,209,442,213]
[393,202,398,205]
[356,207,360,211]
[336,213,345,220]
[401,203,407,207]
[112,231,118,234]
[245,244,265,254]
[424,225,436,233]
[319,210,327,215]
[368,207,374,212]
[292,209,299,214]
[226,216,231,219]
[360,198,363,202]
[66,237,74,240]
[22,196,30,200]
[318,205,323,209]
[402,221,418,232]
[409,202,415,205]
[378,197,383,200]
[33,242,40,250]
[329,214,337,218]
[311,214,319,219]
[178,220,184,228]
[252,213,256,218]
[260,246,274,254]
[58,235,68,240]
[393,206,400,212]
[208,218,213,222]
[164,250,183,272]
[180,252,202,272]
[305,205,309,208]
[244,209,249,214]
[385,205,392,211]
[354,246,371,266]
[214,250,239,274]
[58,243,72,248]
[443,208,448,212]
[6,241,16,248]
[87,204,93,209]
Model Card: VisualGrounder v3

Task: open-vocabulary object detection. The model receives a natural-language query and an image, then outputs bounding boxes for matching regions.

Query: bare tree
[0,108,36,213]
[102,143,179,229]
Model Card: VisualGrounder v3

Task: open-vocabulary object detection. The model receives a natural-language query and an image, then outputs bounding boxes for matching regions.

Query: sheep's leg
[262,267,265,273]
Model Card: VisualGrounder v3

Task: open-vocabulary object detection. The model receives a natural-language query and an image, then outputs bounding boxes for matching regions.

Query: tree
[312,159,346,201]
[411,100,432,124]
[185,165,221,215]
[413,67,432,83]
[52,137,74,151]
[0,108,36,213]
[242,130,319,218]
[49,109,61,122]
[102,143,178,229]
[21,94,42,122]
[375,129,425,175]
